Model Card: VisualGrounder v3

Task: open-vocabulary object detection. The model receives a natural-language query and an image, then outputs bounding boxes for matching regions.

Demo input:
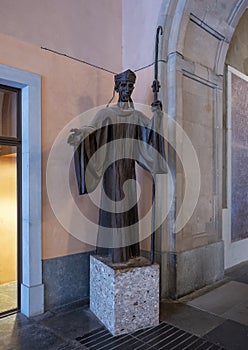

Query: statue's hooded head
[114,69,136,103]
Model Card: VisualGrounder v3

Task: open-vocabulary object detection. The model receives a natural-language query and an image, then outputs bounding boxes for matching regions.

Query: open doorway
[0,85,21,315]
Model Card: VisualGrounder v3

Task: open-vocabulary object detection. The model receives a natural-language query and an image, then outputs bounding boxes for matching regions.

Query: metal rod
[155,26,163,81]
[152,26,163,104]
[151,26,163,265]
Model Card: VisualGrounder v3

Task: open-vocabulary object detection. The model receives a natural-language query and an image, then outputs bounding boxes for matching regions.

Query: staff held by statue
[151,25,163,264]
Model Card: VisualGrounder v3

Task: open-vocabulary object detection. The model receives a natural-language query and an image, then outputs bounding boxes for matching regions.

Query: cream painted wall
[0,154,17,284]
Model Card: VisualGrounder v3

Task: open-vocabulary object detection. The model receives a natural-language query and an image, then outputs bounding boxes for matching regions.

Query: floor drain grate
[56,344,85,350]
[75,322,225,349]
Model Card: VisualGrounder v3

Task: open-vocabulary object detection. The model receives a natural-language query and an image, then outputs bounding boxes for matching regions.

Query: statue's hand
[67,128,83,146]
[151,100,162,111]
[68,127,96,146]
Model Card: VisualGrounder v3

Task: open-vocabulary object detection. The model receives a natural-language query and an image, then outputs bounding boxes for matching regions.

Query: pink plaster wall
[132,66,154,104]
[0,1,163,259]
[0,32,116,259]
[122,0,163,71]
[0,0,124,259]
[0,0,122,73]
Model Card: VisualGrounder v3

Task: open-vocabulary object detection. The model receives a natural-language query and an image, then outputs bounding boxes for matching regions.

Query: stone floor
[160,268,248,350]
[0,261,248,350]
[0,281,17,314]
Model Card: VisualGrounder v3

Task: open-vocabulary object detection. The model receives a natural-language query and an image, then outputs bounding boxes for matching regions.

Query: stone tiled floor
[0,261,248,350]
[0,282,17,314]
[161,261,248,349]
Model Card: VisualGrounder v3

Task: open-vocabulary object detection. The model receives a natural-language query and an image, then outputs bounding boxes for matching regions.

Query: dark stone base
[42,242,224,310]
[42,251,94,310]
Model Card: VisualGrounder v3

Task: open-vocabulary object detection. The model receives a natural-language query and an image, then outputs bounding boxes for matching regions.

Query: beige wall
[177,3,248,254]
[0,154,17,283]
[177,76,216,252]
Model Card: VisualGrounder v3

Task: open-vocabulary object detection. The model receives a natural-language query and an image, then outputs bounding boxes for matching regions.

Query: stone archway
[156,0,248,298]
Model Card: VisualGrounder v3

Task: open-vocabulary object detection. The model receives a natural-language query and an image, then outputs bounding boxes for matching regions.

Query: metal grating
[75,322,226,350]
[56,343,86,350]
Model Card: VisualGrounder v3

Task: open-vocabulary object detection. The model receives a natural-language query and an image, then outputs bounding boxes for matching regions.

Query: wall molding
[0,63,43,317]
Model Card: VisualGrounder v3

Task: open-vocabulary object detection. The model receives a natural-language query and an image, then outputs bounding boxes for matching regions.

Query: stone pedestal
[90,255,159,336]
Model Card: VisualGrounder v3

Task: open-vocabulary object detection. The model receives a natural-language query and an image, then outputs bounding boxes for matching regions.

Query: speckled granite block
[90,255,159,335]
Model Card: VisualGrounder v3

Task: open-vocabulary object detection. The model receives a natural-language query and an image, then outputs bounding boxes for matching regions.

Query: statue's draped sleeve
[136,108,167,175]
[74,108,167,194]
[73,111,114,195]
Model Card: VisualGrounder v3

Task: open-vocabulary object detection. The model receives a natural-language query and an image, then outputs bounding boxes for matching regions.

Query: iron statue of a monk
[68,70,167,264]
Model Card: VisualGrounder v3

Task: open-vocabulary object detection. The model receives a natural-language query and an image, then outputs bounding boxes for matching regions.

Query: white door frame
[0,63,44,316]
[223,65,248,269]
